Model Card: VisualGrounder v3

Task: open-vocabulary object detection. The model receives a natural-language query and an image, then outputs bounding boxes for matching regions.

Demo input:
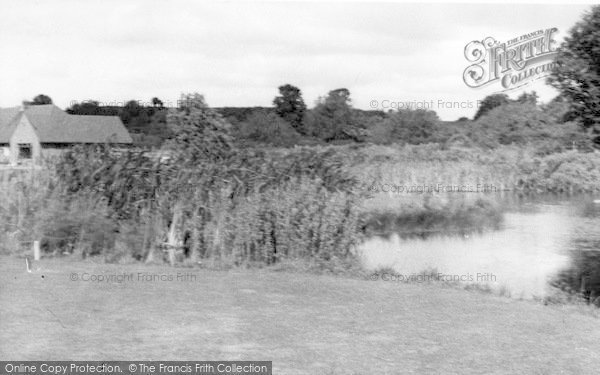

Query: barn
[0,104,132,165]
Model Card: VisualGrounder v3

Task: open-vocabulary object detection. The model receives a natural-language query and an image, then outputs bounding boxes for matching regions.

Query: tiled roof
[0,105,132,144]
[0,107,22,143]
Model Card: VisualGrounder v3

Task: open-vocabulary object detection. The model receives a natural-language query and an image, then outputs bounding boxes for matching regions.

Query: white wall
[0,146,9,164]
[9,115,41,164]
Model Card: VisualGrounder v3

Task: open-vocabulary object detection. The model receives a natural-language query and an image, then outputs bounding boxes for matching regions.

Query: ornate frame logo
[463,28,559,91]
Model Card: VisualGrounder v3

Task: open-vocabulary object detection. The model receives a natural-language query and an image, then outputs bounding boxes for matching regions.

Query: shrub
[469,102,590,151]
[518,151,600,194]
[234,110,301,147]
[383,109,441,145]
[305,88,366,142]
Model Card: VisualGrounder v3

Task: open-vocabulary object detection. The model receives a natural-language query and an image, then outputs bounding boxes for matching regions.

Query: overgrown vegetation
[1,94,366,272]
[548,5,600,145]
[60,85,596,152]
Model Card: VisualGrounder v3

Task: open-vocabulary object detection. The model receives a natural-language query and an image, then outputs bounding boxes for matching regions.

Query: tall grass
[0,136,364,270]
[346,143,600,195]
[0,170,115,256]
[339,143,600,237]
[188,178,362,270]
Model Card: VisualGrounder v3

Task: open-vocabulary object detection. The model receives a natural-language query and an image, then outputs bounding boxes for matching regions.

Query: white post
[33,241,41,261]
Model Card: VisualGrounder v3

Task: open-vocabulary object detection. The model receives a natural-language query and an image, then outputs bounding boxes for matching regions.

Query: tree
[152,97,164,108]
[273,84,306,133]
[547,5,600,144]
[30,94,53,105]
[516,91,539,105]
[235,110,300,147]
[166,93,234,164]
[469,102,590,151]
[542,96,572,123]
[307,88,361,141]
[124,100,142,117]
[66,100,102,115]
[382,109,440,144]
[474,93,510,120]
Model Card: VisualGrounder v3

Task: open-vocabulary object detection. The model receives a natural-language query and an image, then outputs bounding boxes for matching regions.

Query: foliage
[516,151,600,194]
[306,88,365,142]
[234,110,301,147]
[54,145,158,219]
[366,119,394,145]
[473,93,510,120]
[547,5,600,144]
[48,94,365,268]
[382,109,440,145]
[165,93,235,165]
[30,94,53,105]
[214,107,275,123]
[467,102,591,151]
[66,101,120,116]
[273,84,307,133]
[152,97,164,108]
[349,142,600,198]
[516,91,539,105]
[541,96,573,123]
[0,170,116,256]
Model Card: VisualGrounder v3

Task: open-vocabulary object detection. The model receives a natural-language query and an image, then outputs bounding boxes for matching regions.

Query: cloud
[0,1,592,119]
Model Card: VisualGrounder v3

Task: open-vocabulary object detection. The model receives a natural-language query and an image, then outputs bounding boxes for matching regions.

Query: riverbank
[344,144,600,237]
[1,257,598,373]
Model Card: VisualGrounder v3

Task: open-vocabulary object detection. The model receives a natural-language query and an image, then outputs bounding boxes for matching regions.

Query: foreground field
[1,256,599,374]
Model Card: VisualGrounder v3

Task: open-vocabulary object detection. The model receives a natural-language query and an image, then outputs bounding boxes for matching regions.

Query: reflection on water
[360,197,600,300]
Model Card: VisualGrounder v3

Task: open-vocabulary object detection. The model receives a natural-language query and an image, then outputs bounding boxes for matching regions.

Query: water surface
[360,196,600,299]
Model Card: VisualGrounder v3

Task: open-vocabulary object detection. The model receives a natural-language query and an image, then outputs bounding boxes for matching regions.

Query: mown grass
[1,256,599,373]
[5,182,598,366]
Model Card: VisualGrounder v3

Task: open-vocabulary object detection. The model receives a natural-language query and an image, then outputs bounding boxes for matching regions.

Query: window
[18,144,32,159]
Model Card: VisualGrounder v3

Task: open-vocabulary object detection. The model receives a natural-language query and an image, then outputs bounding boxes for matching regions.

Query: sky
[0,1,594,120]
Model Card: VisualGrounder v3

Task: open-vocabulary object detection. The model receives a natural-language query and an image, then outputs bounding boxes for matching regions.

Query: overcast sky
[0,1,594,120]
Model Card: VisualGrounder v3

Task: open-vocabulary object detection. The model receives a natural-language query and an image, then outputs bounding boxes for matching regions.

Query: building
[0,104,132,165]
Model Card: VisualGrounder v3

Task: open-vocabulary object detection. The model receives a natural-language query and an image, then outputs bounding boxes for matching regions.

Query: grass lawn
[1,256,599,374]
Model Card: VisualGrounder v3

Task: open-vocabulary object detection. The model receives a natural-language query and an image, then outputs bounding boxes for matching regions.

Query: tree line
[28,5,600,150]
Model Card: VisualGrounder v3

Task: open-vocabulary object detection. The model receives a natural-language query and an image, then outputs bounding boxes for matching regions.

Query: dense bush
[548,5,600,144]
[304,88,367,142]
[468,103,591,151]
[473,93,510,120]
[516,151,600,194]
[366,109,440,145]
[234,110,301,147]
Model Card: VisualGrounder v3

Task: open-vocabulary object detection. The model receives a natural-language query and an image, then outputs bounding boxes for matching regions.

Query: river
[360,195,600,300]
